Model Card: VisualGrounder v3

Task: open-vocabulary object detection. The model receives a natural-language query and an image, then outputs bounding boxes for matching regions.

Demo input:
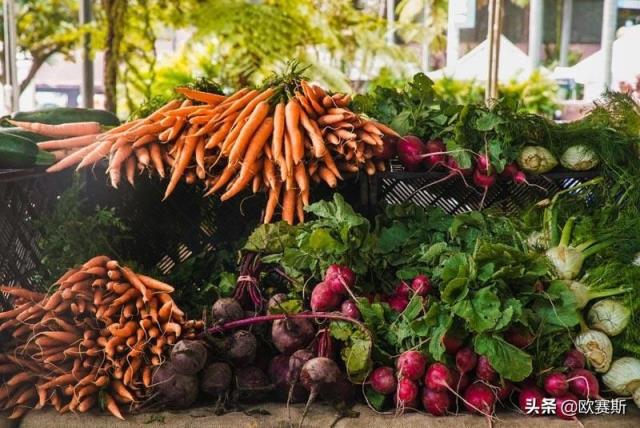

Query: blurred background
[1,0,639,120]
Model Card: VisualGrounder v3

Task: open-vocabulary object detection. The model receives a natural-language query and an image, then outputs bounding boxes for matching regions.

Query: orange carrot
[108,321,137,337]
[137,274,174,293]
[195,138,205,173]
[175,87,225,104]
[263,157,278,190]
[282,188,297,225]
[296,193,305,223]
[204,116,235,149]
[300,80,325,115]
[149,143,165,178]
[0,286,44,302]
[132,134,156,148]
[164,128,199,199]
[9,120,101,138]
[299,110,326,158]
[294,162,309,193]
[218,89,260,121]
[295,92,316,118]
[322,151,342,179]
[104,393,125,420]
[272,102,285,161]
[119,266,151,302]
[75,138,115,170]
[220,158,264,202]
[283,132,294,180]
[46,141,99,172]
[318,166,337,187]
[37,133,98,151]
[371,120,400,138]
[228,101,271,166]
[264,181,281,224]
[285,100,303,164]
[125,155,136,186]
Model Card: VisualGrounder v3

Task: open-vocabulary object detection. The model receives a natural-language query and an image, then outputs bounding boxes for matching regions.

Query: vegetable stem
[559,217,576,248]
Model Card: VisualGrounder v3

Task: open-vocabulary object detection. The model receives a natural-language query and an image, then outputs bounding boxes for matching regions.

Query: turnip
[212,298,244,324]
[567,368,601,398]
[394,282,411,297]
[544,372,569,397]
[387,293,409,312]
[299,357,344,424]
[170,340,208,375]
[227,330,257,366]
[152,362,199,409]
[235,366,273,403]
[341,300,361,319]
[443,334,464,354]
[200,362,232,396]
[310,282,342,312]
[395,378,419,409]
[271,318,315,355]
[424,363,454,392]
[397,136,425,171]
[411,274,431,296]
[503,326,535,349]
[555,393,579,420]
[423,139,446,168]
[564,349,585,370]
[475,356,497,383]
[374,136,397,160]
[369,366,397,395]
[422,387,452,416]
[463,382,496,416]
[324,264,355,295]
[518,385,545,416]
[455,347,478,374]
[396,350,426,381]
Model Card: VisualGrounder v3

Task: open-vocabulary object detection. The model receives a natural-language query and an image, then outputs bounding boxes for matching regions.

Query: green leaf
[475,111,504,131]
[441,277,469,304]
[217,272,237,297]
[341,335,372,378]
[364,386,386,411]
[452,286,501,332]
[429,315,452,362]
[419,242,448,263]
[304,228,340,252]
[268,299,303,314]
[377,222,410,253]
[534,280,580,333]
[473,334,533,381]
[402,295,424,321]
[330,321,353,341]
[243,222,296,253]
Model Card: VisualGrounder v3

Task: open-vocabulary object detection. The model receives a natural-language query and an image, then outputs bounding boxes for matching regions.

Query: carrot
[125,156,136,186]
[9,119,101,138]
[227,101,271,166]
[40,330,79,344]
[111,288,139,306]
[285,100,303,165]
[263,157,278,190]
[296,193,305,223]
[164,128,199,200]
[299,110,326,158]
[294,162,309,193]
[322,95,335,108]
[224,88,274,133]
[78,395,96,413]
[82,255,110,269]
[6,371,34,386]
[142,366,152,388]
[318,166,337,188]
[218,89,260,121]
[123,358,142,386]
[40,373,76,390]
[175,87,225,104]
[371,120,400,138]
[0,303,30,320]
[163,322,182,337]
[108,320,138,338]
[295,92,316,118]
[137,274,175,293]
[300,80,325,116]
[0,286,44,302]
[204,116,235,149]
[119,267,151,302]
[318,114,347,126]
[322,151,342,179]
[204,163,240,196]
[272,102,285,161]
[8,406,29,420]
[84,266,107,277]
[46,140,99,173]
[104,393,125,420]
[149,143,165,178]
[37,133,99,151]
[195,138,205,173]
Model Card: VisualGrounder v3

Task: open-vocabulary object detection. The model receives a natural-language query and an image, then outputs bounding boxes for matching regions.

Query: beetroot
[475,356,497,383]
[387,294,409,312]
[271,318,315,355]
[500,162,519,179]
[411,275,431,296]
[397,136,425,171]
[235,366,273,402]
[564,349,585,370]
[395,378,419,408]
[310,282,342,312]
[268,354,290,398]
[324,264,355,295]
[455,347,478,374]
[568,368,600,398]
[504,326,535,349]
[422,387,452,416]
[369,366,397,395]
[394,282,411,297]
[171,340,208,375]
[212,298,244,324]
[300,357,342,399]
[227,330,257,366]
[341,300,361,320]
[396,350,426,381]
[463,382,496,415]
[544,372,569,397]
[555,393,579,420]
[152,362,199,409]
[443,334,464,354]
[424,363,453,392]
[374,136,397,160]
[200,362,232,396]
[287,349,314,385]
[423,139,446,168]
[518,386,545,416]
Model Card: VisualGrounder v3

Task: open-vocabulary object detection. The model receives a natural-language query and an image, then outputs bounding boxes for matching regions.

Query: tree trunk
[102,0,127,114]
[19,53,51,93]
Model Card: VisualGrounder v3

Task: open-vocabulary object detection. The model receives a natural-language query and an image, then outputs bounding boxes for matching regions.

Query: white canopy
[427,35,544,82]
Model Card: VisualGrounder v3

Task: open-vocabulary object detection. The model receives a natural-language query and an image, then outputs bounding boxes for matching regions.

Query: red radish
[423,139,446,168]
[496,380,513,401]
[422,387,452,416]
[555,393,579,420]
[455,347,478,374]
[443,334,464,354]
[396,351,427,381]
[369,366,397,395]
[411,275,431,296]
[500,162,519,179]
[567,368,600,399]
[310,282,341,312]
[397,136,425,171]
[387,294,409,312]
[447,156,473,176]
[518,386,545,416]
[324,264,355,295]
[463,382,496,416]
[563,349,585,370]
[544,372,569,397]
[340,300,360,320]
[424,363,453,392]
[395,378,419,408]
[475,356,497,383]
[472,169,496,208]
[476,154,490,173]
[504,326,535,349]
[374,136,397,160]
[453,370,471,393]
[394,282,411,297]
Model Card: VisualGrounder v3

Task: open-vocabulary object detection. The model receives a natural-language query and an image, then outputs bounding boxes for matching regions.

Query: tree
[0,0,82,94]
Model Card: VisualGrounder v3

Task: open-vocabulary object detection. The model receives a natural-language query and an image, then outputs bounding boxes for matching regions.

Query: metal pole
[559,0,573,67]
[3,0,20,112]
[600,0,618,91]
[446,0,460,66]
[421,1,431,72]
[528,0,544,68]
[486,0,502,103]
[79,0,94,108]
[386,0,395,45]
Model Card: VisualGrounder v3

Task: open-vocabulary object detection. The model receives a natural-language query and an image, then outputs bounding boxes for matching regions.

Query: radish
[395,378,419,409]
[310,282,341,312]
[455,347,478,374]
[472,168,496,208]
[324,264,355,295]
[496,380,513,401]
[423,139,446,168]
[518,386,545,416]
[503,326,535,349]
[463,382,496,416]
[397,136,425,171]
[443,334,464,354]
[396,350,427,381]
[394,282,411,297]
[424,363,453,392]
[475,356,497,383]
[451,369,471,393]
[374,136,397,160]
[299,357,344,425]
[476,154,490,174]
[447,156,473,176]
[411,274,431,296]
[422,387,452,416]
[369,366,397,395]
[500,162,519,179]
[567,368,600,399]
[271,318,315,355]
[544,372,569,397]
[555,393,579,420]
[564,349,585,370]
[340,300,360,319]
[387,293,409,312]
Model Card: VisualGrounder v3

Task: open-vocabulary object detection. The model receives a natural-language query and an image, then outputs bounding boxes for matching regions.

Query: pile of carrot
[26,80,398,224]
[0,255,201,420]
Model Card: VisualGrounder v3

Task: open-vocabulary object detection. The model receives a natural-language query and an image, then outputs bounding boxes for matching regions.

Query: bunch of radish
[385,274,432,312]
[310,264,358,317]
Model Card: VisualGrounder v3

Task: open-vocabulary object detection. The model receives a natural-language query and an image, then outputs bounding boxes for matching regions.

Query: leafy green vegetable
[474,334,533,381]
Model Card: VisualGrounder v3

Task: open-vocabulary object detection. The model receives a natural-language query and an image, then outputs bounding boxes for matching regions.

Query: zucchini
[0,133,56,169]
[0,127,52,143]
[8,107,120,127]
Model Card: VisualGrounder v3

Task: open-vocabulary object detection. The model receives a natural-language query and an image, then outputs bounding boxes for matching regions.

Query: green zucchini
[0,133,56,169]
[0,127,52,143]
[8,107,120,127]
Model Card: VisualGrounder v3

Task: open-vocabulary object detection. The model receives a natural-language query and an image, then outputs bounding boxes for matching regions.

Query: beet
[287,349,314,385]
[369,366,397,395]
[464,382,496,416]
[422,387,452,416]
[235,366,273,403]
[396,350,426,381]
[152,362,199,409]
[200,362,233,396]
[227,330,257,366]
[475,356,497,383]
[170,340,208,375]
[310,282,341,312]
[518,386,545,416]
[411,274,431,296]
[340,300,361,319]
[271,318,315,355]
[212,298,244,324]
[564,349,585,370]
[300,357,343,399]
[397,136,425,171]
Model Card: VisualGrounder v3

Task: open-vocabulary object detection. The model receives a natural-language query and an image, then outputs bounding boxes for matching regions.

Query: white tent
[427,35,544,82]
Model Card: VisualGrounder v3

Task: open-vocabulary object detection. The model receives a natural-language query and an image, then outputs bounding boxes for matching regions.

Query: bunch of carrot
[30,80,398,224]
[0,255,201,420]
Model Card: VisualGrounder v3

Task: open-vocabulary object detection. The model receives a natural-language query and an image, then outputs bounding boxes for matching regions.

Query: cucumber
[0,133,56,169]
[8,107,120,127]
[0,127,52,143]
